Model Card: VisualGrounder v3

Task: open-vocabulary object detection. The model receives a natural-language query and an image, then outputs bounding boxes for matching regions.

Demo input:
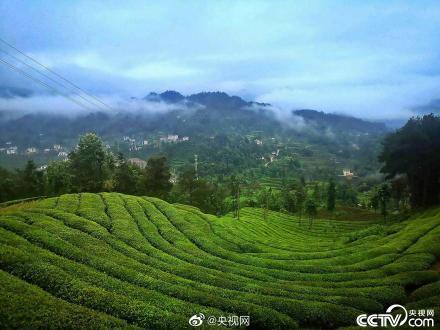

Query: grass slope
[0,193,439,329]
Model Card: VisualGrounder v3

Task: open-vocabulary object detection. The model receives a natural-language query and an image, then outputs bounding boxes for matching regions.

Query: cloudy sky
[0,0,439,120]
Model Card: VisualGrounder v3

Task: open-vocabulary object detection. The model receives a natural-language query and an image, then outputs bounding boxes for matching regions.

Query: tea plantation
[0,193,439,329]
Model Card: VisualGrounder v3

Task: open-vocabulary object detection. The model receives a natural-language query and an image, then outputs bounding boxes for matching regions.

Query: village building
[340,169,356,178]
[160,135,179,143]
[53,144,62,151]
[58,151,68,157]
[128,157,147,169]
[26,147,38,154]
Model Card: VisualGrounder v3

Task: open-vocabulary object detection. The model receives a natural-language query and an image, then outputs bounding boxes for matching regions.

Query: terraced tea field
[0,193,439,328]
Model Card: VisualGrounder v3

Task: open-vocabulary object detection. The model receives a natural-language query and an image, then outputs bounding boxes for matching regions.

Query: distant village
[123,134,190,151]
[0,134,191,170]
[1,134,356,179]
[1,133,191,156]
[0,142,68,158]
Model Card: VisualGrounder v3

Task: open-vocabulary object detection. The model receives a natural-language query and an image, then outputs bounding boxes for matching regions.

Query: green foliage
[113,153,141,195]
[46,160,71,195]
[141,155,172,199]
[378,183,391,220]
[327,180,336,212]
[69,133,114,192]
[0,166,17,202]
[0,193,439,328]
[379,114,440,208]
[18,160,45,197]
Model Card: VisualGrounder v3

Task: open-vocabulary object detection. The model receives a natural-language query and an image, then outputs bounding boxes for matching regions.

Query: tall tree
[0,167,17,202]
[390,176,408,211]
[370,192,379,213]
[283,188,297,213]
[305,199,318,229]
[69,133,113,192]
[326,179,336,212]
[295,184,306,224]
[378,184,391,221]
[113,153,140,195]
[177,167,198,203]
[142,155,172,199]
[46,160,71,195]
[18,160,45,198]
[379,114,440,208]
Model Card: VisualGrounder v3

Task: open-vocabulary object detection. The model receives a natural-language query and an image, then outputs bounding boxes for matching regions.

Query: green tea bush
[0,192,438,329]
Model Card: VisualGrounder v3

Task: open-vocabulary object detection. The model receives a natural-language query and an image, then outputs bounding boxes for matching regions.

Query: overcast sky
[0,0,439,120]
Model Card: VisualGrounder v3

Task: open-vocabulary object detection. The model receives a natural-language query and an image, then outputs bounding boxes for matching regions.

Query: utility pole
[264,188,268,221]
[237,184,240,220]
[194,154,198,180]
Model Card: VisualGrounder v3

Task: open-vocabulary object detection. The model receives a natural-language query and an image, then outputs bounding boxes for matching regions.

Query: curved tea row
[0,193,438,328]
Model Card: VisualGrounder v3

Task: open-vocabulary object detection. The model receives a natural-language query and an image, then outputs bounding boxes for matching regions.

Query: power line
[0,47,107,111]
[0,37,113,111]
[0,57,94,111]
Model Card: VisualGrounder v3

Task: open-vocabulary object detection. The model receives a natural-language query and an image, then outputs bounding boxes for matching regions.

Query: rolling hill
[0,193,439,328]
[0,91,388,183]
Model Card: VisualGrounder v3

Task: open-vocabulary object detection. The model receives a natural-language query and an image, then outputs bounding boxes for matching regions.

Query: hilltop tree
[305,199,318,229]
[390,176,409,211]
[113,153,140,195]
[313,183,321,204]
[0,167,17,202]
[142,155,172,199]
[229,175,243,219]
[177,167,198,204]
[378,184,391,221]
[295,184,306,224]
[69,133,114,192]
[379,114,440,208]
[370,192,379,213]
[326,180,336,212]
[257,187,271,220]
[46,160,71,195]
[18,160,45,197]
[283,188,297,213]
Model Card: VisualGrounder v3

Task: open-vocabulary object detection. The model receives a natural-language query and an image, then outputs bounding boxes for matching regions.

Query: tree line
[1,114,439,217]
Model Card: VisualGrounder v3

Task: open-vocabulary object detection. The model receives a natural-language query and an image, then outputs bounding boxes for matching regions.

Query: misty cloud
[244,103,306,131]
[0,93,193,119]
[0,1,440,120]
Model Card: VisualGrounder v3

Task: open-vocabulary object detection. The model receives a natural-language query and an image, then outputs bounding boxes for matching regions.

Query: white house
[160,135,179,143]
[181,136,190,142]
[341,169,355,178]
[6,148,17,155]
[26,147,37,154]
[58,151,68,157]
[53,144,62,151]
